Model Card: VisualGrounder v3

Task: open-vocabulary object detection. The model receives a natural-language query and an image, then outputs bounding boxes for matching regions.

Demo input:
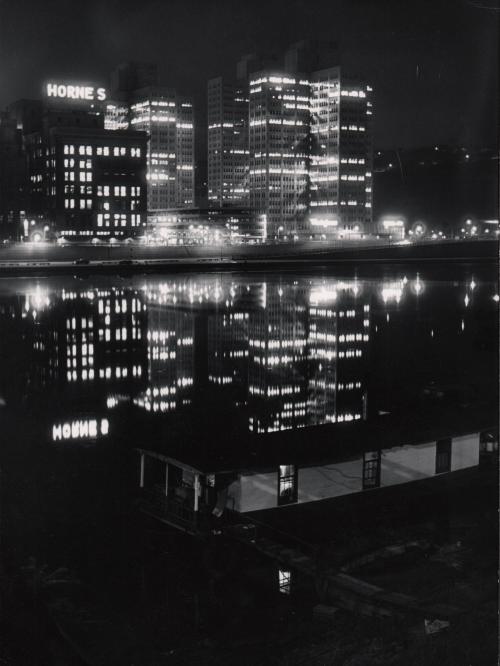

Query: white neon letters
[52,418,110,441]
[46,83,107,102]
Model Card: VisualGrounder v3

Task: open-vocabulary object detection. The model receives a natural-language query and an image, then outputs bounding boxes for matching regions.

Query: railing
[142,485,200,532]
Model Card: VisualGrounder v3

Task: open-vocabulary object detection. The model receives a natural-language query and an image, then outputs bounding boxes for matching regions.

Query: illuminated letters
[51,418,110,441]
[45,83,107,102]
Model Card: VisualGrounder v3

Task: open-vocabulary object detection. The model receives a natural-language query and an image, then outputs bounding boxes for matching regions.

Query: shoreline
[0,238,497,275]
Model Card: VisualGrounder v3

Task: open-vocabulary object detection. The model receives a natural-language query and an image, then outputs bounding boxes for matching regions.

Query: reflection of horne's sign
[52,418,109,442]
[46,83,107,102]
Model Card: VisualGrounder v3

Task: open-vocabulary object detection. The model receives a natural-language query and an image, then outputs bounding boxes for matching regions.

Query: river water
[0,263,497,664]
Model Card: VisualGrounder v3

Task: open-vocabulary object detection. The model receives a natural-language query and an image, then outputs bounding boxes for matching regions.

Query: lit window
[278,465,297,505]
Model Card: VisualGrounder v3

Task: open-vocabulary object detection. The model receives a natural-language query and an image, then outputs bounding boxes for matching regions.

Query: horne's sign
[46,83,107,102]
[52,418,110,442]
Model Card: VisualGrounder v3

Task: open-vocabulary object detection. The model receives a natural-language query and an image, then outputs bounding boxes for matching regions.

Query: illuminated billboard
[45,83,107,102]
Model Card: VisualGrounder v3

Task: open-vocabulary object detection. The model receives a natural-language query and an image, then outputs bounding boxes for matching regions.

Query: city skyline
[0,0,497,151]
[0,3,497,663]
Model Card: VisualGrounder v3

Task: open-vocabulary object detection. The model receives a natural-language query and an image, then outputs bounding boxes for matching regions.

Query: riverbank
[0,238,496,275]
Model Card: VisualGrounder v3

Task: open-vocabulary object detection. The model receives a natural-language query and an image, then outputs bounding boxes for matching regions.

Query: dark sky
[0,0,498,149]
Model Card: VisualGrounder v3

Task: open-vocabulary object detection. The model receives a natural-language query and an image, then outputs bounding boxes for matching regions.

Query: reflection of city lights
[411,275,425,296]
[381,281,404,303]
[309,287,338,304]
[464,294,470,307]
[25,285,51,311]
[52,418,109,441]
[11,277,377,436]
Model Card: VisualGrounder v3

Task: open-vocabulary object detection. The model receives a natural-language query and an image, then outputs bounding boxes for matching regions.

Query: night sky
[0,0,498,150]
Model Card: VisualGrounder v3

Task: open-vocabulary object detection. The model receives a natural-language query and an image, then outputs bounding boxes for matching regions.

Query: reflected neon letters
[52,418,109,441]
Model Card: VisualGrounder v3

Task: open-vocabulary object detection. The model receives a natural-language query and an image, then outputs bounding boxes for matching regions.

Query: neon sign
[46,83,107,102]
[52,418,109,441]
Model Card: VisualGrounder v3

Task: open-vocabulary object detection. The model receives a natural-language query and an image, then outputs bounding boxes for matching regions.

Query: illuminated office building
[309,67,373,237]
[107,63,195,211]
[104,101,129,131]
[4,85,148,239]
[25,124,147,238]
[248,73,310,239]
[129,89,194,210]
[207,62,255,208]
[215,42,374,240]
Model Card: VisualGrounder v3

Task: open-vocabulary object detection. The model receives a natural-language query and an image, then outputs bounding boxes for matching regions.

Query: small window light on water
[278,569,291,595]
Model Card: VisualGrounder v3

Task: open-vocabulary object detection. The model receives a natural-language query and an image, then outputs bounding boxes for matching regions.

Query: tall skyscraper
[248,73,311,239]
[107,63,195,212]
[210,43,373,241]
[310,67,373,236]
[207,77,249,207]
[128,88,194,210]
[207,56,259,208]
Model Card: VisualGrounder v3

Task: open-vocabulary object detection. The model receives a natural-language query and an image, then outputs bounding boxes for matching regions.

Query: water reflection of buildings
[307,282,369,426]
[135,303,194,413]
[248,282,309,433]
[28,286,148,393]
[0,285,149,440]
[2,271,497,445]
[0,275,408,433]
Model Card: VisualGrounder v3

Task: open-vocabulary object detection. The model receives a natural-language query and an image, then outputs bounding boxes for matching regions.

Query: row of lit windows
[63,145,141,157]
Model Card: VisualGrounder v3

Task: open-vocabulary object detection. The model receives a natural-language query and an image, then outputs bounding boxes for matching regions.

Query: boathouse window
[479,430,499,455]
[363,451,381,489]
[278,464,297,505]
[435,438,452,474]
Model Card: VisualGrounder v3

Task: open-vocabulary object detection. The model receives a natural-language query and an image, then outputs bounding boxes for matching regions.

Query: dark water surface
[0,264,498,665]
